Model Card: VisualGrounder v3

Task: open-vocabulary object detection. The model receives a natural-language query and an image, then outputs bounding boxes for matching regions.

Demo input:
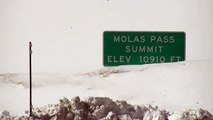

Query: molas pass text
[103,31,185,66]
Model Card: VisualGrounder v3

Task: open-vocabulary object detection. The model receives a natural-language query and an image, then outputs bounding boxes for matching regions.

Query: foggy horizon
[1,0,213,73]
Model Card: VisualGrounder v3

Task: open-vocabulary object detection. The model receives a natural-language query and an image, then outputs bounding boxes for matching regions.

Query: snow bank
[84,61,213,113]
[1,96,212,120]
[1,60,213,116]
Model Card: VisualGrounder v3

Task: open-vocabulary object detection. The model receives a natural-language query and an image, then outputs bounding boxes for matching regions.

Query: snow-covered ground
[0,60,213,116]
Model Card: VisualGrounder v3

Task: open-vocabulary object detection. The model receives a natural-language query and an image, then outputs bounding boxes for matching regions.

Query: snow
[1,0,213,74]
[1,96,212,120]
[0,60,213,117]
[1,0,213,119]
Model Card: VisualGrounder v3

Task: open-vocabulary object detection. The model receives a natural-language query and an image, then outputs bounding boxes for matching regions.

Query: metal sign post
[29,42,33,117]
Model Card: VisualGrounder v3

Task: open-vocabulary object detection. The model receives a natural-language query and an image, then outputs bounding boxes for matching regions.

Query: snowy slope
[0,60,213,115]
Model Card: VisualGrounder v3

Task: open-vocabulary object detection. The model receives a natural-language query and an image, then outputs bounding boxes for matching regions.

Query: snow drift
[1,96,213,120]
[0,60,213,119]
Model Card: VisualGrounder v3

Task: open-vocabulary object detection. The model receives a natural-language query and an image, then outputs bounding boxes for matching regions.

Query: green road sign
[103,31,185,66]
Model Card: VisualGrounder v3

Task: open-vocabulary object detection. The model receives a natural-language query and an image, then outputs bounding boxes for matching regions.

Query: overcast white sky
[0,0,213,73]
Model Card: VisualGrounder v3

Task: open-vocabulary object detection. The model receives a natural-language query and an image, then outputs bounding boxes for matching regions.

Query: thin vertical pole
[29,42,33,117]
